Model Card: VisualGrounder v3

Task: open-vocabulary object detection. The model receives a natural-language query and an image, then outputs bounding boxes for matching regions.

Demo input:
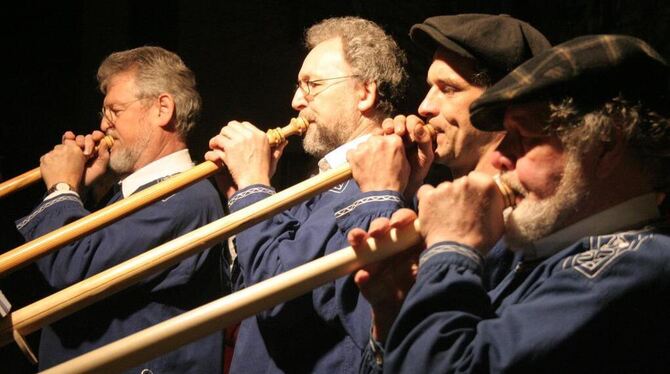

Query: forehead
[104,71,138,104]
[298,37,351,79]
[428,47,479,85]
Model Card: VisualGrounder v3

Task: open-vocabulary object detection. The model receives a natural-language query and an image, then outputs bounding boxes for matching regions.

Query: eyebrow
[429,76,468,89]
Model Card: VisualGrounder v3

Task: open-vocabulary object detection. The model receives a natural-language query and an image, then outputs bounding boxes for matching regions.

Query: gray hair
[305,17,408,119]
[97,46,201,138]
[548,95,670,192]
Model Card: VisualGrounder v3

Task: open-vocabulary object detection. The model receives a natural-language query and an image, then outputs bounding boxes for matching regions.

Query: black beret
[470,34,670,131]
[410,13,550,81]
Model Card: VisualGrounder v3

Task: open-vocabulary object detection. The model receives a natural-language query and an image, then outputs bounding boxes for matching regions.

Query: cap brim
[470,104,506,131]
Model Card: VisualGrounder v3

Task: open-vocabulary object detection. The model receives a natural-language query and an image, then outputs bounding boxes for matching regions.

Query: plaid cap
[470,34,670,131]
[410,14,550,81]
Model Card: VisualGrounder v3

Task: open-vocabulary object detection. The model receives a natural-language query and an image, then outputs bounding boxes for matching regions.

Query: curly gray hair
[306,17,408,119]
[97,46,201,138]
[548,95,670,192]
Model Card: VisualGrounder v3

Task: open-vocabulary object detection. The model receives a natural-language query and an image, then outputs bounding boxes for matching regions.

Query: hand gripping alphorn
[0,122,437,356]
[0,118,308,276]
[0,136,115,199]
[39,180,515,374]
[0,125,514,366]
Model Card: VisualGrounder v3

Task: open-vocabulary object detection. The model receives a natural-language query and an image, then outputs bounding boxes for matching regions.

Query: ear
[595,126,627,179]
[154,93,175,128]
[356,80,377,112]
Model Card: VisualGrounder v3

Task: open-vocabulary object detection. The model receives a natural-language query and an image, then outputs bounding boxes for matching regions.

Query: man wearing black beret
[344,13,550,368]
[351,34,670,373]
[349,14,551,199]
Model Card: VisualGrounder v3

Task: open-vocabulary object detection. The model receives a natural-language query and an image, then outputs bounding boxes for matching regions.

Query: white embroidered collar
[120,149,194,198]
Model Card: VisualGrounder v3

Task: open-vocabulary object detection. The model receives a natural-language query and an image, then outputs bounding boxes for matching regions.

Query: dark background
[2,1,669,371]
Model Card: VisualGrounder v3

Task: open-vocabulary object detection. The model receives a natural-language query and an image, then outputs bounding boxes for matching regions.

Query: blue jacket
[17,178,226,373]
[229,180,404,373]
[366,222,670,373]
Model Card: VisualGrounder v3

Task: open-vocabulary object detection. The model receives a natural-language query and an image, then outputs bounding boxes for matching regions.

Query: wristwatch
[46,182,76,195]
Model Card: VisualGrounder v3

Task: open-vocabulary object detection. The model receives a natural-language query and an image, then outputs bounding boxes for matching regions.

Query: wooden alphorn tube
[0,118,308,276]
[0,163,352,349]
[41,219,423,373]
[0,122,441,346]
[0,136,115,199]
[0,122,449,348]
[41,175,516,374]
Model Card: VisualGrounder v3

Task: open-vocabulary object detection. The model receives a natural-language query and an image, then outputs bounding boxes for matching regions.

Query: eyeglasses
[295,75,360,99]
[98,98,145,126]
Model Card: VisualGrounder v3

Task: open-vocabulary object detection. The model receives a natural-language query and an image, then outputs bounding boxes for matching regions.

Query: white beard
[502,154,589,250]
[108,126,152,175]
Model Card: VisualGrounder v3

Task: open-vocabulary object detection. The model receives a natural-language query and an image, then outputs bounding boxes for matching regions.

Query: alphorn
[41,181,516,374]
[0,136,115,199]
[0,164,352,358]
[0,118,308,276]
[42,220,423,373]
[0,123,440,353]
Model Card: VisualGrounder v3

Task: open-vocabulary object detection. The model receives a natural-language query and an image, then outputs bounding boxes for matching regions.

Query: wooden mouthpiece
[0,135,116,199]
[89,135,115,156]
[100,135,114,149]
[267,117,310,147]
[493,174,516,209]
[423,124,437,140]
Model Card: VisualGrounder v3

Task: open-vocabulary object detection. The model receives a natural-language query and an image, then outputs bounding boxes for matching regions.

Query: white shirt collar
[120,149,194,198]
[319,134,371,172]
[523,192,661,259]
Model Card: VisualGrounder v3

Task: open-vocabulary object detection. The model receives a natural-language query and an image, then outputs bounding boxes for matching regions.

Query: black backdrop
[2,1,669,371]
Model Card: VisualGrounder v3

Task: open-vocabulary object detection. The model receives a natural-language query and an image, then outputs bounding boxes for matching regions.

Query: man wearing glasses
[17,46,225,373]
[205,16,408,373]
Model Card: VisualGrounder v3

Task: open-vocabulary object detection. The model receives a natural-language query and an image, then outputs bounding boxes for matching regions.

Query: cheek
[440,95,475,124]
[515,157,564,199]
[313,97,342,119]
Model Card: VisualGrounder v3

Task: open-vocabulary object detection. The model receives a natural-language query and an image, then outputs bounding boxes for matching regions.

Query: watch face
[45,182,75,198]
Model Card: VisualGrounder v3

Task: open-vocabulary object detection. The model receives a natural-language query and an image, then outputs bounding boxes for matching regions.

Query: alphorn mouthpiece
[493,174,516,209]
[101,135,114,149]
[267,117,310,147]
[0,134,117,199]
[423,124,437,140]
[83,135,114,159]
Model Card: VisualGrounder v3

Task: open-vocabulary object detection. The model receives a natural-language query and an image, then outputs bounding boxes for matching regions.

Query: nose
[291,87,308,111]
[491,150,515,172]
[418,87,440,118]
[491,134,516,172]
[100,117,112,132]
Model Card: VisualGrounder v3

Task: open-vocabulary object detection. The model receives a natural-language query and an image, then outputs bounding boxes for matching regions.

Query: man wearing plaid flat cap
[351,34,670,373]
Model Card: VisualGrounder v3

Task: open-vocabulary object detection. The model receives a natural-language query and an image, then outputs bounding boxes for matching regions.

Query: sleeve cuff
[228,184,275,211]
[334,190,404,219]
[420,241,484,268]
[44,190,80,201]
[16,193,84,231]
